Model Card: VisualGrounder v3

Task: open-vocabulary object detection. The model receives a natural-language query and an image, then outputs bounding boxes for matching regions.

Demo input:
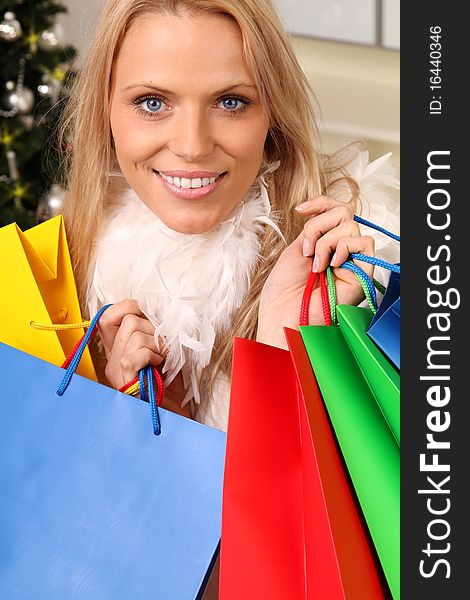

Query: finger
[97,299,145,355]
[295,195,355,217]
[278,230,318,279]
[106,328,162,388]
[309,222,361,271]
[123,330,169,364]
[107,347,164,389]
[284,229,308,256]
[302,206,357,257]
[125,331,159,355]
[330,235,376,277]
[120,348,165,386]
[110,313,156,362]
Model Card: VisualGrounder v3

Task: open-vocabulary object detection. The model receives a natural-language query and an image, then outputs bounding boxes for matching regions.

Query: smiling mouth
[154,171,226,189]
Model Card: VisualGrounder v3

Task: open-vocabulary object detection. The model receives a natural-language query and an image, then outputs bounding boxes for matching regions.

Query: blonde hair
[59,0,357,396]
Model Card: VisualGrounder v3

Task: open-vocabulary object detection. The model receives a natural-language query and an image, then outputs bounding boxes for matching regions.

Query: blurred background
[0,0,399,228]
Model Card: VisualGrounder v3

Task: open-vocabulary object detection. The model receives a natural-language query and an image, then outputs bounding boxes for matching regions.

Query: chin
[161,214,222,235]
[161,204,238,234]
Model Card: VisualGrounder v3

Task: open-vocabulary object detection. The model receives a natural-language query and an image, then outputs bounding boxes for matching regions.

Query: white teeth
[159,172,221,188]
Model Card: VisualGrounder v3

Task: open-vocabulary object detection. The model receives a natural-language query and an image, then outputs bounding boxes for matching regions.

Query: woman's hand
[98,300,166,390]
[257,196,375,349]
[98,300,191,417]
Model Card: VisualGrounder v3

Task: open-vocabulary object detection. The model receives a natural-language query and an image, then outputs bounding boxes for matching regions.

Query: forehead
[113,12,253,88]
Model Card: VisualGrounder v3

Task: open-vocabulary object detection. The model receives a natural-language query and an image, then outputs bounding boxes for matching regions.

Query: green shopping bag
[334,237,401,446]
[299,259,400,600]
[337,304,400,444]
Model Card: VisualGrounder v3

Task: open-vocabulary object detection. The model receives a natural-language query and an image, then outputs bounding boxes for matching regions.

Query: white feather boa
[87,152,400,431]
[87,162,282,406]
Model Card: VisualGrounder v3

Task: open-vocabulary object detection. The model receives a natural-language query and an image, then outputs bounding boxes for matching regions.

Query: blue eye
[142,97,163,112]
[221,97,244,111]
[132,95,166,117]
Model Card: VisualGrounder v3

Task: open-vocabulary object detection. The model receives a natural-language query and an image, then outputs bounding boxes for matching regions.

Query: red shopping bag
[219,273,388,599]
[287,327,389,598]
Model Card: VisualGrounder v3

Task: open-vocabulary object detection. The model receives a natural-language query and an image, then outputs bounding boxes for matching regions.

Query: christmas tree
[0,0,77,229]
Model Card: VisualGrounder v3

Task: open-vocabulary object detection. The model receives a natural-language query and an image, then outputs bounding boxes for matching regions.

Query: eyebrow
[122,82,257,95]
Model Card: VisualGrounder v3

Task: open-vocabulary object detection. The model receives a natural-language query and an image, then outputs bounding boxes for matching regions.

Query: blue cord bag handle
[338,215,400,310]
[57,304,162,436]
[341,261,379,310]
[353,214,400,242]
[350,215,400,275]
[139,365,162,436]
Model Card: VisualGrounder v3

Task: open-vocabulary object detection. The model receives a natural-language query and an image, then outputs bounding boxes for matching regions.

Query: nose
[168,106,215,163]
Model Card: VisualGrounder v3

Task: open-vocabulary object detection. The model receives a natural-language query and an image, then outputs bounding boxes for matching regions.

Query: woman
[59,0,398,431]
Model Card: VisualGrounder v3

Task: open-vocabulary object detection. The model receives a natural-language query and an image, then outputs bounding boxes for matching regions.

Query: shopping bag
[0,215,96,379]
[219,272,388,599]
[300,262,400,600]
[354,215,401,370]
[219,338,305,600]
[367,269,401,369]
[336,224,400,441]
[336,304,400,444]
[0,341,226,599]
[286,327,390,599]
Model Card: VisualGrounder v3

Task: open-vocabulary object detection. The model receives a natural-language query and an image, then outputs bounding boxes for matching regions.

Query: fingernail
[312,256,320,272]
[295,200,312,212]
[330,252,338,267]
[303,239,312,257]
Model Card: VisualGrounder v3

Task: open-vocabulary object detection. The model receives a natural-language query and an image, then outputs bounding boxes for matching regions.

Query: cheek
[231,122,269,174]
[241,116,268,151]
[110,105,157,163]
[246,130,267,156]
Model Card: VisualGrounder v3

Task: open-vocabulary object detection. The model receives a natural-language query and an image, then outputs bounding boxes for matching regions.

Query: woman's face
[109,12,270,234]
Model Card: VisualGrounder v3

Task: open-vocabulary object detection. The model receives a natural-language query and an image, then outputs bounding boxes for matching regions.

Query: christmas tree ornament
[26,31,39,53]
[39,28,58,50]
[38,65,67,104]
[0,81,18,116]
[52,65,67,83]
[6,150,19,181]
[12,183,27,206]
[3,80,16,94]
[0,58,28,118]
[0,126,16,147]
[36,183,65,221]
[0,11,22,42]
[2,82,35,115]
[37,66,61,104]
[37,83,52,97]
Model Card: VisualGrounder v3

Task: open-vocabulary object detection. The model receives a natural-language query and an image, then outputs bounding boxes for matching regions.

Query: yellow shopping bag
[0,215,97,380]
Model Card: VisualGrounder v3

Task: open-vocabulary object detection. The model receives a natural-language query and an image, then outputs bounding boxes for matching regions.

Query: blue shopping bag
[367,269,400,369]
[0,341,226,599]
[352,215,400,371]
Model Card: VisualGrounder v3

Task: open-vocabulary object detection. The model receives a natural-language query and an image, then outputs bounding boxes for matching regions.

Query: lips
[154,170,226,200]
